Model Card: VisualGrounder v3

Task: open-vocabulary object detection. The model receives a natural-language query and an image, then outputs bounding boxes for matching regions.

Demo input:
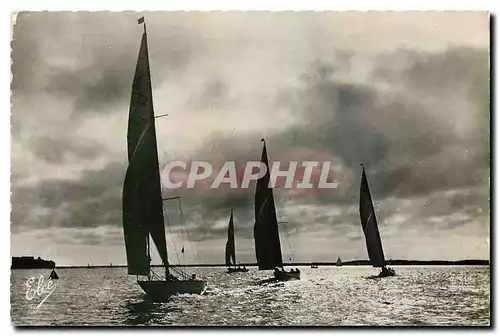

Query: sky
[10,11,490,266]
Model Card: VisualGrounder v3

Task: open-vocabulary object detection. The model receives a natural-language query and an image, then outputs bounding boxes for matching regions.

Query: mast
[359,164,386,268]
[253,139,283,270]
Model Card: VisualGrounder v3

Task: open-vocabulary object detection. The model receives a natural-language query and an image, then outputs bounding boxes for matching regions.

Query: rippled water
[11,266,490,326]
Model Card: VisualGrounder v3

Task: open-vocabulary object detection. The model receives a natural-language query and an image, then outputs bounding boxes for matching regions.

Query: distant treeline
[11,256,55,269]
[55,259,489,269]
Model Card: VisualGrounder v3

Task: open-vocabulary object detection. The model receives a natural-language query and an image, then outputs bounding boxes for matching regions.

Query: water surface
[11,266,490,326]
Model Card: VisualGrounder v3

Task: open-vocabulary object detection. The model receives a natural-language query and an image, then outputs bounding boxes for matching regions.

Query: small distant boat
[49,269,59,280]
[359,164,395,278]
[310,262,318,269]
[336,257,342,267]
[122,17,206,300]
[87,263,91,268]
[253,139,300,281]
[225,209,249,273]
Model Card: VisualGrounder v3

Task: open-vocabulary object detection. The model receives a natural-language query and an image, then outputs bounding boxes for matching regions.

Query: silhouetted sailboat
[49,269,59,280]
[122,17,207,299]
[359,164,395,278]
[226,209,248,273]
[336,256,342,267]
[254,139,300,281]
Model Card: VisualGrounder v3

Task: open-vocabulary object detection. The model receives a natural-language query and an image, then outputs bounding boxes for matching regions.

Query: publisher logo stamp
[25,275,57,310]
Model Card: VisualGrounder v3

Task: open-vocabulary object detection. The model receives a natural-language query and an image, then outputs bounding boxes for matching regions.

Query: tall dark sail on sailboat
[359,164,395,277]
[122,23,168,275]
[254,140,283,270]
[122,18,207,298]
[225,210,249,273]
[253,140,299,281]
[225,209,236,267]
[359,165,385,267]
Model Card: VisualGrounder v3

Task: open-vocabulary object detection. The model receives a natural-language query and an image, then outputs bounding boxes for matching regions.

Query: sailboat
[48,269,59,280]
[359,164,395,278]
[253,139,300,281]
[225,209,249,273]
[336,256,342,267]
[122,17,207,299]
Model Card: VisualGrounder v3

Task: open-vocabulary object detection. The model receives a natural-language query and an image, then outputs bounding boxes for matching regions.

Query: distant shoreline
[31,259,489,269]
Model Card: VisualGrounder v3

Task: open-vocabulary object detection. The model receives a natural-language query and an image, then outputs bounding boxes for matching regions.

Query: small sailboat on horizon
[359,164,395,278]
[121,17,207,300]
[49,269,59,280]
[253,139,300,281]
[225,209,249,273]
[336,256,342,267]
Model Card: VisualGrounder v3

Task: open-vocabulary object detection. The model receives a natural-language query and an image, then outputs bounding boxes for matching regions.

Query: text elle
[25,275,57,310]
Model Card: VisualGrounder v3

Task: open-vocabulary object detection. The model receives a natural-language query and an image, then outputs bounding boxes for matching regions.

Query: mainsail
[122,24,169,275]
[225,209,236,267]
[253,139,283,270]
[359,165,386,268]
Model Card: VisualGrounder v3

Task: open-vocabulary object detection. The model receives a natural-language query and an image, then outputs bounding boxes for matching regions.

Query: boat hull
[275,270,300,281]
[368,268,396,279]
[138,280,207,300]
[227,267,249,273]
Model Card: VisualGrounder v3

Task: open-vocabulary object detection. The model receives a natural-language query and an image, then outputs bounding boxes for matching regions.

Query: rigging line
[177,198,185,268]
[164,198,190,280]
[128,123,151,165]
[163,207,182,271]
[178,198,204,277]
[280,221,294,262]
[178,200,202,277]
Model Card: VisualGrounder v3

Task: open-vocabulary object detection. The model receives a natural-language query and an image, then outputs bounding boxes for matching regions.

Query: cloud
[11,161,124,233]
[11,12,203,116]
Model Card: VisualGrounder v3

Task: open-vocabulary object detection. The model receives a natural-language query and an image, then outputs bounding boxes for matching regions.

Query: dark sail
[359,166,386,268]
[253,140,283,270]
[122,28,169,275]
[225,209,236,267]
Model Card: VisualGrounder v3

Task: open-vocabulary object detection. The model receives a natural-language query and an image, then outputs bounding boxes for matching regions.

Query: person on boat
[274,267,281,277]
[191,274,196,280]
[242,265,247,271]
[166,273,179,281]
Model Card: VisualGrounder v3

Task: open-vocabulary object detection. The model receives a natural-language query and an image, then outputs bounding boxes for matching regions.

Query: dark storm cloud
[275,47,488,200]
[162,46,489,241]
[11,161,124,232]
[27,136,105,163]
[11,11,203,115]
